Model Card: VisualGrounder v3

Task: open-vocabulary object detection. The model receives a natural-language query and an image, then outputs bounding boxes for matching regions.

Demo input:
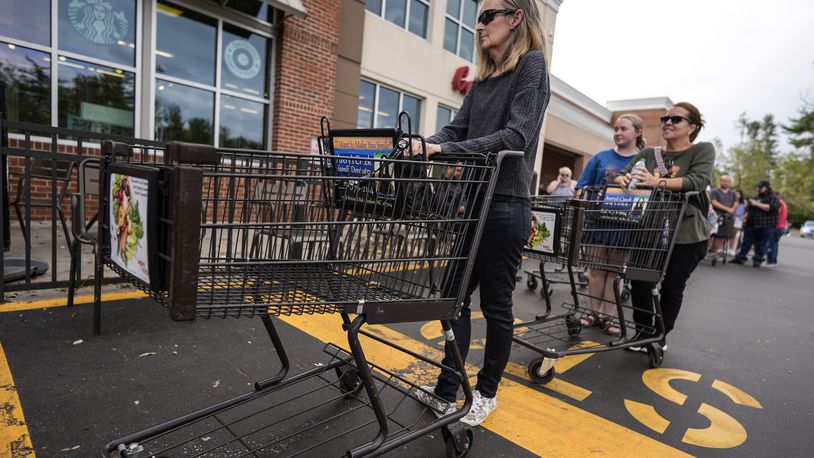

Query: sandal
[579,313,600,328]
[600,317,621,336]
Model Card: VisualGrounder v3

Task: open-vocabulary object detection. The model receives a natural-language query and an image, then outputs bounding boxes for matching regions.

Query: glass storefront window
[408,0,428,38]
[401,94,421,132]
[445,0,478,62]
[0,0,51,46]
[227,0,274,22]
[357,80,375,128]
[376,86,399,128]
[58,0,137,67]
[57,56,135,135]
[220,95,266,150]
[436,105,456,134]
[358,80,422,131]
[366,0,383,16]
[221,24,269,98]
[156,2,217,86]
[0,42,51,124]
[367,0,429,39]
[155,80,215,144]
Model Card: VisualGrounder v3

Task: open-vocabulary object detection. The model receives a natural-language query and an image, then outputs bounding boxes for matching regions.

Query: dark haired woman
[614,102,715,353]
[411,0,550,426]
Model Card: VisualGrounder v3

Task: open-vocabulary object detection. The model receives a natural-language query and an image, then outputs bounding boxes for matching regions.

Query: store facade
[0,0,339,152]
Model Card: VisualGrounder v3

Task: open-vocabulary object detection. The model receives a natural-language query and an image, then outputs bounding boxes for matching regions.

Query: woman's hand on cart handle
[409,140,441,157]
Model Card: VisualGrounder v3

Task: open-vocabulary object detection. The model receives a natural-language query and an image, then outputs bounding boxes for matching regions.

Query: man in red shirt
[766,194,788,267]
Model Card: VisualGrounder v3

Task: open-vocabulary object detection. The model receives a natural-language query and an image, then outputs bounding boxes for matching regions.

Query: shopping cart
[523,195,588,310]
[96,114,518,457]
[708,213,733,266]
[513,185,695,384]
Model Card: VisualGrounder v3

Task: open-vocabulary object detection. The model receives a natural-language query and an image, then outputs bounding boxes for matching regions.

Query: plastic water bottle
[627,160,647,190]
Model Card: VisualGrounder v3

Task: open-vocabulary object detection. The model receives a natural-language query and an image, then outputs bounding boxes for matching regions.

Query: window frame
[358,79,423,133]
[149,0,277,148]
[0,0,144,134]
[0,0,278,148]
[436,104,457,133]
[444,0,478,62]
[365,0,431,39]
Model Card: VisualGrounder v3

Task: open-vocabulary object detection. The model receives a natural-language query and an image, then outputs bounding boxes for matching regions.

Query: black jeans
[435,196,530,402]
[631,240,707,337]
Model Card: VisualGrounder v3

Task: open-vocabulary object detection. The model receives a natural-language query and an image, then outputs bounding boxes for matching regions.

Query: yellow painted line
[0,291,147,313]
[278,313,692,457]
[643,368,701,406]
[554,340,602,374]
[682,403,747,448]
[624,399,670,434]
[0,343,36,457]
[503,362,592,402]
[712,379,763,409]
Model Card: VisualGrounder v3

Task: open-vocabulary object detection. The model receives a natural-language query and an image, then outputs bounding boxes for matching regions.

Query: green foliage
[784,102,814,150]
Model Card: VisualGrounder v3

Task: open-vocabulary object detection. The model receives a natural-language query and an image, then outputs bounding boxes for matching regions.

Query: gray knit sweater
[427,50,550,198]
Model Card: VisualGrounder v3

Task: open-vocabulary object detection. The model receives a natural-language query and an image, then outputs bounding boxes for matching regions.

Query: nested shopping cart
[513,185,695,384]
[95,114,518,458]
[523,195,589,308]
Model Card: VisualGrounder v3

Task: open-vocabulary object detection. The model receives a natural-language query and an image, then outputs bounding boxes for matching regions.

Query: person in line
[575,114,644,335]
[731,180,780,268]
[708,175,739,261]
[766,193,788,267]
[614,102,715,352]
[730,189,746,253]
[546,166,577,197]
[411,0,550,426]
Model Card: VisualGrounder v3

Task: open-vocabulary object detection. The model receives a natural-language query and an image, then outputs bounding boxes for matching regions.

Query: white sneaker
[765,263,778,269]
[460,390,497,426]
[414,385,455,417]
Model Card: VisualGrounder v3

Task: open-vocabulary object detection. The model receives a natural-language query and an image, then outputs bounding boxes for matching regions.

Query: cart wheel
[526,275,538,291]
[620,288,631,304]
[565,315,582,336]
[443,424,473,458]
[578,273,588,288]
[337,367,363,395]
[527,359,556,384]
[711,257,717,266]
[647,346,664,368]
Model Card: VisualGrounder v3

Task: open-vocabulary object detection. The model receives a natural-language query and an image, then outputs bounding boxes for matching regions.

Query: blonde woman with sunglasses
[411,0,550,426]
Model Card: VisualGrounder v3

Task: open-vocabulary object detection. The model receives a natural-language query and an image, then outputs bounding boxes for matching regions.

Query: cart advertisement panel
[331,136,393,176]
[528,209,559,256]
[599,187,651,224]
[109,172,150,284]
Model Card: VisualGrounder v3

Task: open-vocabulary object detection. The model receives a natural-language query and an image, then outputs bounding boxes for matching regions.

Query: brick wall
[272,0,340,152]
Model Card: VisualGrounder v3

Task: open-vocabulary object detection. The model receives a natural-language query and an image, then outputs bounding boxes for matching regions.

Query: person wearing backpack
[614,102,715,353]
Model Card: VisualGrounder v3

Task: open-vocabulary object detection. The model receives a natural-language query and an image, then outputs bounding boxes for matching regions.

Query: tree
[784,100,814,151]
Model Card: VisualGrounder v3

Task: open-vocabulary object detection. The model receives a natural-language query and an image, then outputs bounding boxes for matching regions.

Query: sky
[551,0,814,153]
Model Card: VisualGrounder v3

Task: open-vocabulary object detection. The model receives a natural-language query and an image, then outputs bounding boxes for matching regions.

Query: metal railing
[1,87,164,302]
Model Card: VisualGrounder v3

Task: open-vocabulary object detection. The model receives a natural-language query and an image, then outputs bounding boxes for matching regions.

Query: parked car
[801,220,814,238]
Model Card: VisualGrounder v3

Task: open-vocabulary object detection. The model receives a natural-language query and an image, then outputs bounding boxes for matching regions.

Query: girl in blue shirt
[576,114,643,334]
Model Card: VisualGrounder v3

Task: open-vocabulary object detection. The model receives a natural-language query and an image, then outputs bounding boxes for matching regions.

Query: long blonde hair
[475,0,547,81]
[617,113,646,150]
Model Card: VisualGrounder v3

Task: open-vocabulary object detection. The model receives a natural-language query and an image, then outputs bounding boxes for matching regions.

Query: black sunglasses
[478,9,517,25]
[660,115,690,125]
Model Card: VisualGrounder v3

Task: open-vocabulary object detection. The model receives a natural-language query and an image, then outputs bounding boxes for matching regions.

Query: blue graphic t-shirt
[576,148,637,189]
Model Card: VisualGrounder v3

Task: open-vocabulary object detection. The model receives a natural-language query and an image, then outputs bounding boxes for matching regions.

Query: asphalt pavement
[1,234,812,457]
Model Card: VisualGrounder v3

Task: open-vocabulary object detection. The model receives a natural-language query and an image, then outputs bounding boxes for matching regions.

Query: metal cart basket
[522,194,588,309]
[95,115,518,457]
[513,185,695,384]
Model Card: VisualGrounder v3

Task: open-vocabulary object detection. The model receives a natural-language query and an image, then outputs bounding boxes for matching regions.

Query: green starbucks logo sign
[224,39,261,80]
[68,0,129,46]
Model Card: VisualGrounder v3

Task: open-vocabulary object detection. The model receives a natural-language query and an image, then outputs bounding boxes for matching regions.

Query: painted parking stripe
[278,313,691,457]
[0,343,35,457]
[0,291,147,313]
